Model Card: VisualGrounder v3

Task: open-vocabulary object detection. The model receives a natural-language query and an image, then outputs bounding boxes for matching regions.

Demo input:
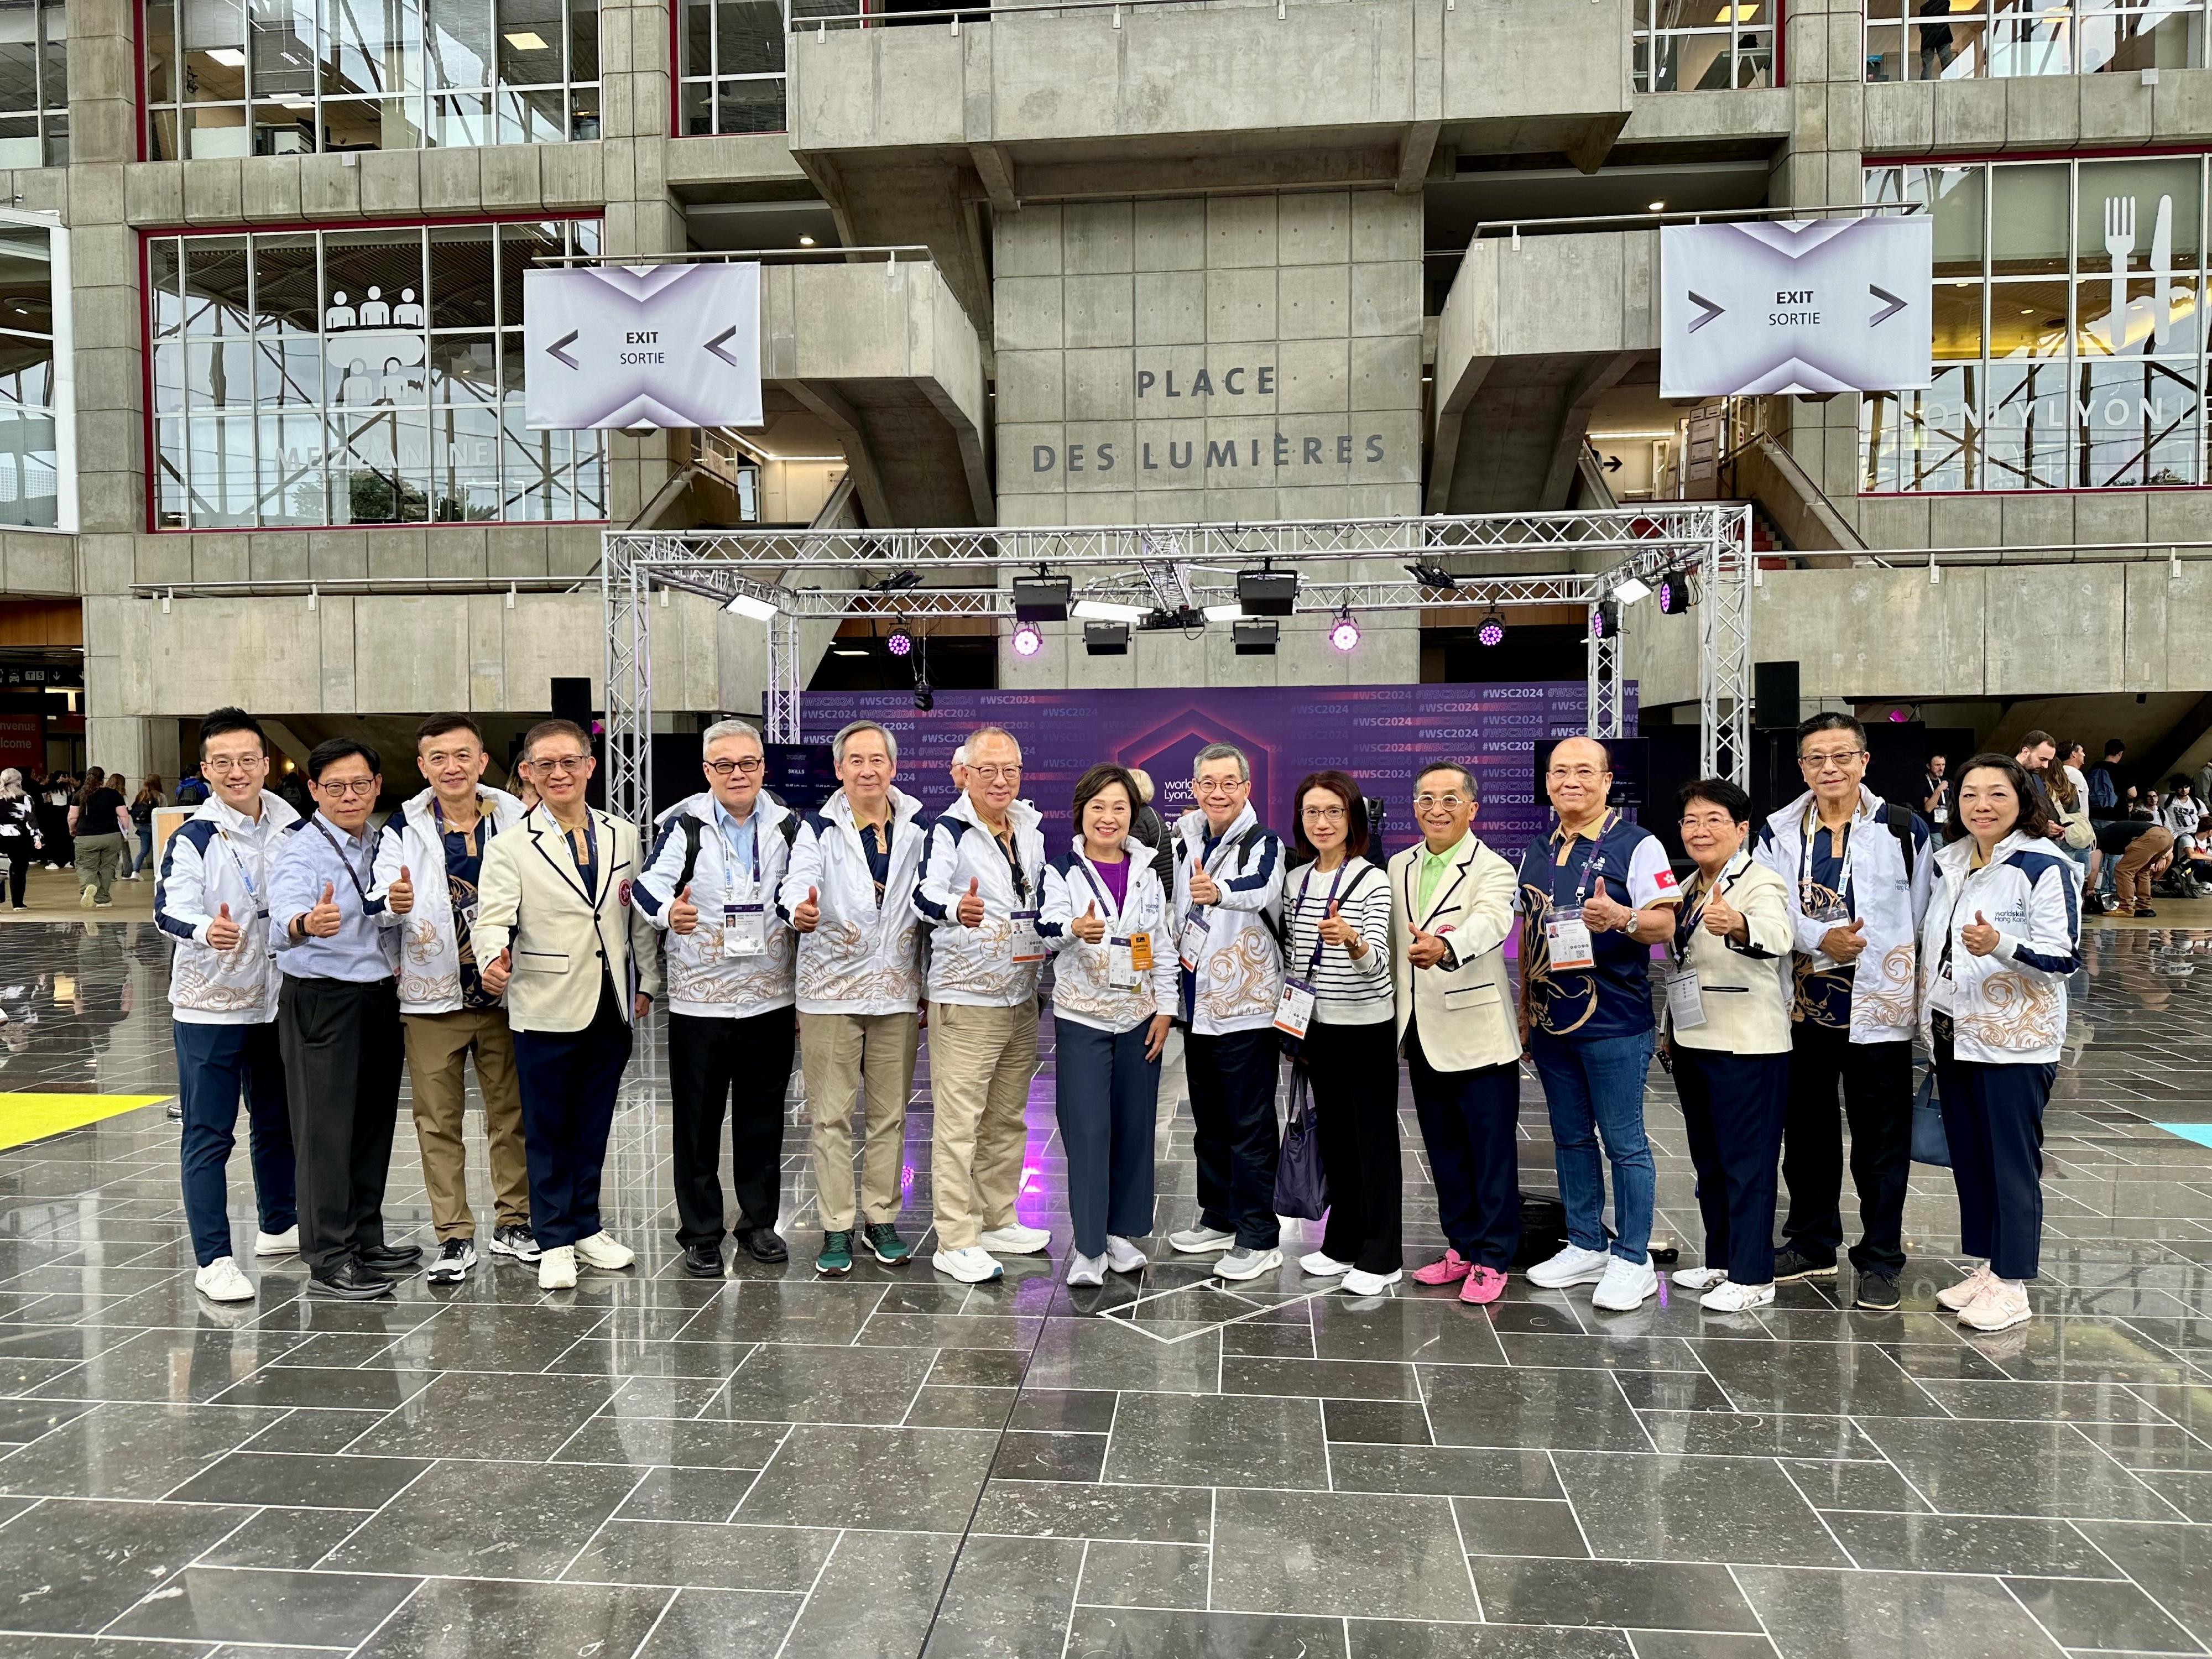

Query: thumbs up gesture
[1963,909,2001,957]
[1701,890,1743,940]
[1073,900,1106,944]
[207,901,241,952]
[304,880,342,938]
[388,864,414,915]
[481,946,513,995]
[1187,853,1219,907]
[792,885,821,933]
[1408,924,1448,969]
[957,875,984,928]
[1820,915,1868,963]
[670,883,699,936]
[1317,897,1354,948]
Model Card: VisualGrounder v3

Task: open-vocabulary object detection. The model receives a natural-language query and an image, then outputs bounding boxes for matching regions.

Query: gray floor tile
[629,1587,802,1659]
[1420,1365,1653,1452]
[0,1498,252,1632]
[2074,1521,2212,1640]
[1324,1398,1432,1444]
[1734,1566,2067,1658]
[1348,1624,1634,1658]
[192,1506,368,1569]
[969,1475,1214,1542]
[349,1370,618,1459]
[163,1449,431,1509]
[563,1519,834,1589]
[1103,1391,1328,1489]
[2004,1575,2207,1653]
[779,1529,961,1659]
[991,1427,1106,1480]
[737,1425,999,1529]
[905,1384,1018,1429]
[1452,1495,1591,1559]
[1328,1443,1564,1499]
[351,1575,671,1659]
[1077,1539,1211,1609]
[1209,1485,1480,1620]
[1062,1606,1352,1658]
[325,1457,645,1579]
[1820,1511,2125,1577]
[1220,1354,1418,1400]
[207,1364,434,1412]
[105,1565,419,1647]
[0,1401,285,1499]
[925,1535,1085,1658]
[1472,1557,1761,1631]
[1553,1451,1848,1566]
[1777,1457,1934,1512]
[1859,1417,2183,1521]
[722,1341,936,1424]
[552,1415,787,1469]
[617,1467,758,1522]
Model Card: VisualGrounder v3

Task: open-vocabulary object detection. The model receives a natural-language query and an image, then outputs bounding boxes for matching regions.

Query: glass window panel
[184,106,252,158]
[429,225,496,328]
[252,100,316,153]
[331,409,430,521]
[430,332,498,401]
[1991,163,2070,275]
[499,221,563,326]
[252,233,320,334]
[186,340,254,409]
[1933,275,1984,358]
[0,332,49,411]
[149,108,185,160]
[496,85,564,143]
[568,88,596,138]
[324,228,425,329]
[147,0,178,102]
[432,403,500,519]
[573,431,604,518]
[426,0,492,89]
[680,79,712,134]
[1990,0,2074,72]
[249,0,316,93]
[156,419,189,527]
[322,0,422,98]
[187,413,258,526]
[1988,278,2070,356]
[711,76,785,134]
[0,410,57,527]
[326,92,422,148]
[39,119,62,167]
[2078,272,2199,356]
[1862,368,1981,492]
[682,0,712,75]
[567,0,597,78]
[0,41,39,119]
[502,401,555,518]
[2080,0,2204,71]
[426,89,490,143]
[495,0,561,81]
[149,240,185,340]
[2078,158,2204,273]
[570,219,598,258]
[153,342,187,414]
[1984,362,2073,487]
[714,0,784,75]
[497,327,526,398]
[253,335,324,405]
[257,410,327,522]
[182,0,247,55]
[2078,358,2201,484]
[182,237,254,336]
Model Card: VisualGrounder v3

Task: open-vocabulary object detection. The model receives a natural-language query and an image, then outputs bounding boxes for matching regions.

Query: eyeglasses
[1301,805,1348,822]
[529,754,591,774]
[706,758,764,777]
[1412,794,1469,811]
[203,757,263,775]
[317,778,378,797]
[1546,766,1604,782]
[969,764,1020,782]
[1799,749,1867,770]
[1193,779,1244,798]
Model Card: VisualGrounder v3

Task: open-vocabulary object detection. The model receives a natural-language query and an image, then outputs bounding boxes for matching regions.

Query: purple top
[1091,855,1130,910]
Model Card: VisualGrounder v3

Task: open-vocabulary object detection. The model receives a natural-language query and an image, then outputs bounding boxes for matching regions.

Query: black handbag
[1274,1063,1329,1221]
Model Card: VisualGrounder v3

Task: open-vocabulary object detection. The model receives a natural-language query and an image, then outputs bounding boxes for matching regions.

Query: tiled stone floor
[2,915,2212,1657]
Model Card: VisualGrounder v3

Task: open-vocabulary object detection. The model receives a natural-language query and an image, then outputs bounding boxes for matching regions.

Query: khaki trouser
[2115,825,2177,914]
[403,1006,530,1240]
[799,1010,919,1232]
[927,1000,1040,1251]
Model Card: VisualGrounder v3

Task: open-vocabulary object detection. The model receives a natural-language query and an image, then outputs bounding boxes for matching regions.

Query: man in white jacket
[914,726,1050,1284]
[778,719,930,1279]
[1164,742,1287,1283]
[372,713,530,1284]
[156,707,300,1305]
[636,719,800,1277]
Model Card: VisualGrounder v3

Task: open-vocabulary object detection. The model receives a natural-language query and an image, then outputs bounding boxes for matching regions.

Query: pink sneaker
[1411,1249,1471,1287]
[1460,1265,1507,1306]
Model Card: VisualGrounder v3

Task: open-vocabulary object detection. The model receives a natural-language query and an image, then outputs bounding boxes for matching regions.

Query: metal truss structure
[601,507,1752,825]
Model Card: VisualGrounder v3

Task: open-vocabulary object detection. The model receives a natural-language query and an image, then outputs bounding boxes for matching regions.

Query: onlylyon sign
[521,262,763,430]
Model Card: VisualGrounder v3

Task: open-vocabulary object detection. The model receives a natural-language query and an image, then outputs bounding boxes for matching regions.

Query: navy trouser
[513,977,633,1250]
[1781,1025,1913,1276]
[278,974,403,1274]
[1185,1026,1281,1250]
[1405,1021,1520,1271]
[1933,1029,2053,1281]
[1672,1045,1790,1286]
[173,1018,296,1269]
[1053,1015,1161,1259]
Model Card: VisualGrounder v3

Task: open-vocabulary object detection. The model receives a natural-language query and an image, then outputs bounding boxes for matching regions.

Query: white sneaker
[1672,1265,1726,1292]
[1066,1253,1107,1287]
[977,1223,1051,1256]
[933,1246,1004,1283]
[1526,1243,1613,1289]
[253,1225,299,1258]
[1590,1254,1658,1312]
[1300,1251,1353,1277]
[573,1232,634,1271]
[1104,1236,1149,1274]
[194,1256,254,1302]
[1937,1264,1994,1312]
[538,1245,577,1290]
[1167,1224,1237,1254]
[1341,1267,1403,1296]
[1700,1279,1775,1313]
[1958,1279,2033,1333]
[1213,1246,1282,1282]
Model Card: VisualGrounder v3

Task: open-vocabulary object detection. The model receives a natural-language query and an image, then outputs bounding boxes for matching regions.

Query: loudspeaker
[550,676,592,729]
[1754,661,1800,731]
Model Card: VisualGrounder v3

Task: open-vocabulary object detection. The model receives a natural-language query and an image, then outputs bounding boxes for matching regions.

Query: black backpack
[672,811,802,891]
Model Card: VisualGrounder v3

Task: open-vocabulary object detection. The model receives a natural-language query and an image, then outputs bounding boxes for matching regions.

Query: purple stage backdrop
[800,681,1636,855]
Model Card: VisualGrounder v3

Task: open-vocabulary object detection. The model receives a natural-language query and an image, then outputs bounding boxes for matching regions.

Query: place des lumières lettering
[1029,360,1390,477]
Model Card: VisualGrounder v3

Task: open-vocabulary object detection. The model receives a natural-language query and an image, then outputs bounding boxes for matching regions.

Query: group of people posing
[159,707,2078,1337]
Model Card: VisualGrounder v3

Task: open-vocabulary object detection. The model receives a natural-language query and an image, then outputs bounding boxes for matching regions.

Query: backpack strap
[1881,802,1920,885]
[676,816,705,892]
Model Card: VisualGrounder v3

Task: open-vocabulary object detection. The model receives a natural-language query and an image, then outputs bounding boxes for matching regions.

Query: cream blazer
[473,805,663,1034]
[1387,834,1521,1073]
[1667,853,1793,1055]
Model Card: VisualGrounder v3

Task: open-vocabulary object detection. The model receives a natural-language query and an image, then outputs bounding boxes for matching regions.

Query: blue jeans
[1530,1027,1656,1263]
[173,1019,296,1267]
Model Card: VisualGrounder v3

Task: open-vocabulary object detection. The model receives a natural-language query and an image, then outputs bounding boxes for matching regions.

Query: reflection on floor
[0,916,2210,1658]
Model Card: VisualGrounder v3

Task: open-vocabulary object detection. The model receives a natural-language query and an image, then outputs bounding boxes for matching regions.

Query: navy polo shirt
[1517,810,1679,1041]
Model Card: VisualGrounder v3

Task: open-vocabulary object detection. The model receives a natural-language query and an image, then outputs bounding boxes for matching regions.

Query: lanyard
[220,825,265,902]
[310,816,373,905]
[992,828,1030,903]
[432,795,497,858]
[1798,804,1859,909]
[1548,812,1614,907]
[1294,863,1349,977]
[1671,859,1735,966]
[716,810,761,887]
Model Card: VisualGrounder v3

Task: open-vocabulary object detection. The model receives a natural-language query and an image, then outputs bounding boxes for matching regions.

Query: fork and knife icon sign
[2094,192,2180,356]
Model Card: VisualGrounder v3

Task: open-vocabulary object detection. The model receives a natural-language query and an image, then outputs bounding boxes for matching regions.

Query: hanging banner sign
[523,262,763,430]
[1660,218,1933,398]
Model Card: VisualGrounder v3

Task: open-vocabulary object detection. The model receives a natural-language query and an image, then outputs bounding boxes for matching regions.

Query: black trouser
[668,1006,796,1249]
[1780,1024,1913,1275]
[513,976,632,1250]
[1405,1021,1521,1271]
[1673,1045,1790,1286]
[278,973,403,1274]
[2,848,25,905]
[1185,1026,1282,1250]
[1303,1017,1404,1274]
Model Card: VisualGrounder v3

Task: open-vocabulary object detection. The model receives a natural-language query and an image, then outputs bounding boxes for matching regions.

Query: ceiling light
[875,570,922,592]
[1328,611,1360,653]
[1072,599,1149,624]
[503,29,549,48]
[830,646,868,657]
[1647,200,1667,212]
[1591,601,1621,640]
[1201,602,1244,623]
[798,235,816,247]
[723,590,778,622]
[1012,573,1071,622]
[1010,621,1044,658]
[1083,620,1130,656]
[1237,568,1298,617]
[1614,575,1652,604]
[1232,619,1279,656]
[885,625,915,657]
[1477,609,1506,648]
[1657,568,1692,614]
[205,46,246,66]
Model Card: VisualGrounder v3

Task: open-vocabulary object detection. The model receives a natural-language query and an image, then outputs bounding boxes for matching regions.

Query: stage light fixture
[1329,611,1360,653]
[1406,561,1459,589]
[1477,609,1507,648]
[885,624,915,658]
[1236,568,1298,617]
[1656,567,1692,614]
[1013,574,1072,622]
[875,570,922,593]
[1613,575,1652,605]
[913,679,935,712]
[1072,599,1149,625]
[1590,601,1621,640]
[1010,621,1044,658]
[1201,603,1244,624]
[1083,620,1130,656]
[722,590,778,622]
[1233,619,1280,656]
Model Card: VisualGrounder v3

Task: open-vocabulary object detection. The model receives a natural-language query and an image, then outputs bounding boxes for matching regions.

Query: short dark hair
[1071,764,1142,838]
[417,712,484,748]
[1677,776,1753,825]
[2171,774,2195,793]
[1796,712,1866,753]
[1944,752,2058,845]
[521,718,592,761]
[1291,770,1371,862]
[2105,738,2126,758]
[1415,760,1478,800]
[200,707,267,759]
[306,737,381,783]
[2018,729,2057,753]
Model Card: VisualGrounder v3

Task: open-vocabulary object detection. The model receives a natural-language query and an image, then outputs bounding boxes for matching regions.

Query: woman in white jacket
[1918,752,2082,1335]
[1038,765,1177,1288]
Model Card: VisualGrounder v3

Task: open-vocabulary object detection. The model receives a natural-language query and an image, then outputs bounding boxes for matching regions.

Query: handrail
[1469,200,1921,242]
[1722,433,1868,554]
[129,577,596,599]
[793,0,1310,33]
[533,245,931,265]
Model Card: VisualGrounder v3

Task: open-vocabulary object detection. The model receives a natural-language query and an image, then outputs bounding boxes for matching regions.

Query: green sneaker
[815,1230,854,1277]
[864,1223,912,1266]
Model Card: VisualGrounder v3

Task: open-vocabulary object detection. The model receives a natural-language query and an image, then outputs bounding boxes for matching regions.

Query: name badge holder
[1663,967,1707,1029]
[1107,939,1141,990]
[1547,905,1596,972]
[1011,909,1047,964]
[1273,977,1317,1037]
[1178,908,1210,972]
[723,902,767,958]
